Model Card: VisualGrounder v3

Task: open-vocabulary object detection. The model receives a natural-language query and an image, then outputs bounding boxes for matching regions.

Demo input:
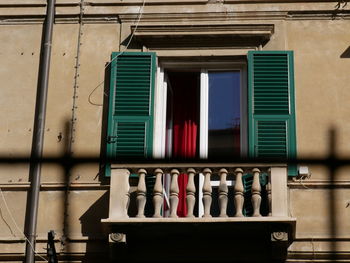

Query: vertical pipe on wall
[25,0,56,262]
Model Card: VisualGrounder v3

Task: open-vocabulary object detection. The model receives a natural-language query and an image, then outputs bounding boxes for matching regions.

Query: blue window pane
[208,71,240,158]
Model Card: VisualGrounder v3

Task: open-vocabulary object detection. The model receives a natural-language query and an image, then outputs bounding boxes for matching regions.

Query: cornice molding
[0,0,342,7]
[288,180,350,189]
[119,11,289,22]
[0,10,349,25]
[119,10,350,22]
[0,182,109,190]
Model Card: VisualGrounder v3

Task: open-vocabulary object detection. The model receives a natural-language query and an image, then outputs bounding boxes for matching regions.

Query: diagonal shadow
[340,46,350,58]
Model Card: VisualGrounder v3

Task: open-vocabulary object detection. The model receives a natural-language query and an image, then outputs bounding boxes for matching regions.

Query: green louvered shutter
[248,51,297,176]
[106,52,156,172]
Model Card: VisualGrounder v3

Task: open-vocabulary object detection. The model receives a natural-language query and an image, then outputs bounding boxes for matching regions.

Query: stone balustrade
[106,164,289,220]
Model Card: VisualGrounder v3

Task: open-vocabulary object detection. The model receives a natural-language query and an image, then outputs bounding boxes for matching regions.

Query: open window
[106,51,297,168]
[106,51,297,217]
[153,61,248,161]
[153,63,248,217]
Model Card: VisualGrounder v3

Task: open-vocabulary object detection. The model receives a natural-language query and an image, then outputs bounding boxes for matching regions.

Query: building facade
[1,0,350,262]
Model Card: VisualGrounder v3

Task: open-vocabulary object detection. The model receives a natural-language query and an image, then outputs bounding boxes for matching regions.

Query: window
[106,51,297,175]
[153,65,247,161]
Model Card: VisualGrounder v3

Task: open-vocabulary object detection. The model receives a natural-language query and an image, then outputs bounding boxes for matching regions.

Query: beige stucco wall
[0,25,42,183]
[288,20,350,159]
[0,1,350,262]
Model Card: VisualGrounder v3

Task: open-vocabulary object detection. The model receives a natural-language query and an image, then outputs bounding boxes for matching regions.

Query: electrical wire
[0,200,15,237]
[0,188,48,262]
[103,0,146,70]
[88,0,146,106]
[299,177,310,189]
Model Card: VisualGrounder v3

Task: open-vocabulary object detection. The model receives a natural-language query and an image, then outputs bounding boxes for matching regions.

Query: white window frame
[153,66,167,159]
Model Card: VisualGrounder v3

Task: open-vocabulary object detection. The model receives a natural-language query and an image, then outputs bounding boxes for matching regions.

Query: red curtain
[171,72,199,217]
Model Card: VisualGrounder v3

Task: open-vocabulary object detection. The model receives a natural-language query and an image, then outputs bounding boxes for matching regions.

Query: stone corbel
[109,233,126,244]
[271,230,289,261]
[271,231,288,242]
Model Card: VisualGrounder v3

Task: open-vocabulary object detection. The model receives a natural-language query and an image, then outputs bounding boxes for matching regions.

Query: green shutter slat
[117,91,149,94]
[116,78,151,81]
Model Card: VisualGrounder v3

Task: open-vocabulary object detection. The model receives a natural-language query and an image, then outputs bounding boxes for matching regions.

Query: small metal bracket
[47,230,58,263]
[107,136,118,143]
[295,166,311,180]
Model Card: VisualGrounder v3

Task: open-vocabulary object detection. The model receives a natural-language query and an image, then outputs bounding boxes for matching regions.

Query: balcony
[102,163,296,262]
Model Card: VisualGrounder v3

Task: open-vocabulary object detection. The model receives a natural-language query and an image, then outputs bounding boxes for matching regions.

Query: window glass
[208,71,241,158]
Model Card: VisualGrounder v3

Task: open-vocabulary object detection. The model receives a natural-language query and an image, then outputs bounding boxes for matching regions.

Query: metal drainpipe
[25,0,55,262]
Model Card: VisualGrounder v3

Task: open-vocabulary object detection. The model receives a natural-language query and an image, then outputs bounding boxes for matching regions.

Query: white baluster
[153,169,164,218]
[186,168,196,218]
[136,169,147,218]
[234,168,244,217]
[202,168,212,218]
[251,168,262,217]
[170,169,180,218]
[218,168,228,217]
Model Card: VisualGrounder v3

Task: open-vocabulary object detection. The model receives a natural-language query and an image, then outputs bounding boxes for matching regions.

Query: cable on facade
[88,0,146,106]
[298,177,310,189]
[0,188,48,262]
[0,193,15,237]
[104,0,146,70]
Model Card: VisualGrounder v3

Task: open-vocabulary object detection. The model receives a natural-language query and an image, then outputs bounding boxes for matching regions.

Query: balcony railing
[103,163,292,222]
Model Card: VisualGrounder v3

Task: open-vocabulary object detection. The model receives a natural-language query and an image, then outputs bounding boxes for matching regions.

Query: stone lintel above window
[132,24,274,50]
